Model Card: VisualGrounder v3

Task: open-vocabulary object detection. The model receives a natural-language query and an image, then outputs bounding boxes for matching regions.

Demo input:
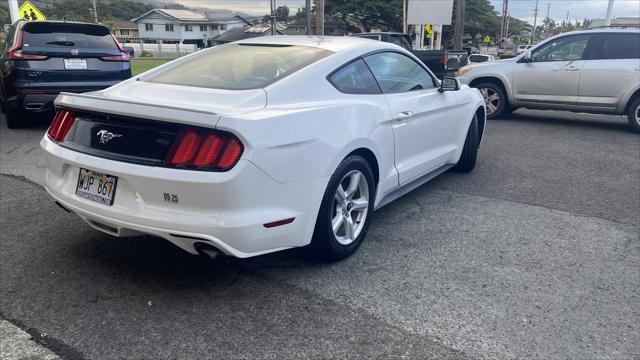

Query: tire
[453,114,479,172]
[476,82,507,120]
[309,155,376,261]
[5,106,23,129]
[627,96,640,134]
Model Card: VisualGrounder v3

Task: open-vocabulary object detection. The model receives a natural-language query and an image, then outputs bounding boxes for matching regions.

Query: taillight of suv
[101,35,130,62]
[7,30,47,61]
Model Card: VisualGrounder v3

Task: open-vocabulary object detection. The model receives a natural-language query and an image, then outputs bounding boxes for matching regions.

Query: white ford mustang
[42,36,485,261]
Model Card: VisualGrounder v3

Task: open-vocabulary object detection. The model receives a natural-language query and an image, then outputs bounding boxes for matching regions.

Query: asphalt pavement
[1,109,638,359]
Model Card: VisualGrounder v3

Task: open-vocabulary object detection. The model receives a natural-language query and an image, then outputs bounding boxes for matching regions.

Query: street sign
[407,0,454,25]
[18,1,46,21]
[484,35,491,44]
[424,24,432,39]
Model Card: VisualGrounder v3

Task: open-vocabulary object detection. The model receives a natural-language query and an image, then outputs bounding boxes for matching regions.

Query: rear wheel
[310,155,375,261]
[476,82,507,119]
[5,106,23,129]
[627,96,640,134]
[453,114,479,172]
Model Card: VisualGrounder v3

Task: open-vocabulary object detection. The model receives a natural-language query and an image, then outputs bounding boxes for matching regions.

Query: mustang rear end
[41,92,324,258]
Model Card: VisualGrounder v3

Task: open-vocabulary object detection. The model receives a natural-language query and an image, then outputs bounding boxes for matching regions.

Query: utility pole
[453,0,465,49]
[565,11,569,24]
[8,0,19,23]
[604,0,614,26]
[545,3,551,20]
[402,0,408,33]
[270,0,276,35]
[315,0,324,35]
[92,0,98,23]
[305,0,312,35]
[531,0,539,44]
[500,0,509,43]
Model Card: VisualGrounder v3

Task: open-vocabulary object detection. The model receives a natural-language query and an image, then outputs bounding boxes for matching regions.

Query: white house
[131,9,252,47]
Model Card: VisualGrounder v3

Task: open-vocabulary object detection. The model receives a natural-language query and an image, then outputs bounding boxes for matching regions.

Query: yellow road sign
[484,35,491,44]
[19,1,46,21]
[424,24,432,38]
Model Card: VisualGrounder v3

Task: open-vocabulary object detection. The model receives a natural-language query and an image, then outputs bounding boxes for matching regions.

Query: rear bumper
[7,80,125,112]
[40,136,327,258]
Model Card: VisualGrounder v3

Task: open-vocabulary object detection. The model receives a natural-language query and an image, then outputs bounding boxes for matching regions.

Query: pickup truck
[350,32,468,79]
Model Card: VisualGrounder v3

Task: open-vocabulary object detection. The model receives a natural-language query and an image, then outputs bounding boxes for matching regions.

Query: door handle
[396,111,413,121]
[565,65,580,71]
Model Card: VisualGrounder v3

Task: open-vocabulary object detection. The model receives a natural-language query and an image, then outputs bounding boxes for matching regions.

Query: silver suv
[457,29,640,132]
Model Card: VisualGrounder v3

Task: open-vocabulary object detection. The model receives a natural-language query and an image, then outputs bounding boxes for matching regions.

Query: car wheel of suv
[5,107,23,129]
[453,114,479,172]
[627,96,640,133]
[477,83,506,119]
[310,155,376,261]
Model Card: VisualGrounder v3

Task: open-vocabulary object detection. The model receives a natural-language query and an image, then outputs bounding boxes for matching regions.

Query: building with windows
[131,9,252,47]
[111,21,139,42]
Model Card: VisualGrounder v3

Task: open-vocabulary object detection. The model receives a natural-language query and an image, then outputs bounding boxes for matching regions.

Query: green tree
[326,0,403,32]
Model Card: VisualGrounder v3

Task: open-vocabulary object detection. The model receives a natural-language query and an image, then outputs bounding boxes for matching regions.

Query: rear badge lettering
[164,193,179,204]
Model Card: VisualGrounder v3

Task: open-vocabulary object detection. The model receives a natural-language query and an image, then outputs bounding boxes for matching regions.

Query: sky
[165,0,640,24]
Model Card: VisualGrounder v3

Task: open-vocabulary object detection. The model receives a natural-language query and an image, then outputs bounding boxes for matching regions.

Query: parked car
[42,36,485,261]
[456,29,640,132]
[517,44,534,54]
[350,32,469,78]
[0,20,132,128]
[468,54,495,64]
[463,46,480,55]
[497,44,517,58]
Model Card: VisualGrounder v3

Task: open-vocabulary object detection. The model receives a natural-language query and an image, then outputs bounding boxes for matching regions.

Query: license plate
[76,168,118,206]
[64,58,87,70]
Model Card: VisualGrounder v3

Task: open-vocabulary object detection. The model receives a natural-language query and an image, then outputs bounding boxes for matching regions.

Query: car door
[512,34,591,106]
[578,33,640,111]
[364,51,459,184]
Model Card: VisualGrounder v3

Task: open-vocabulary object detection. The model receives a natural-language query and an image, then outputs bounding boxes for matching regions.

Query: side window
[329,59,380,95]
[364,52,436,93]
[588,34,640,60]
[531,35,590,62]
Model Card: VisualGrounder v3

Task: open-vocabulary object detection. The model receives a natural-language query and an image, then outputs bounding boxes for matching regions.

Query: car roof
[234,35,398,53]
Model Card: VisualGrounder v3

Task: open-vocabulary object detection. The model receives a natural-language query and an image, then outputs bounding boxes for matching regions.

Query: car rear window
[469,54,488,62]
[144,44,333,90]
[22,22,117,49]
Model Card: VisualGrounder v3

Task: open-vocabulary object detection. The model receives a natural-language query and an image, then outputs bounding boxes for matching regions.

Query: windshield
[144,44,333,90]
[22,22,117,49]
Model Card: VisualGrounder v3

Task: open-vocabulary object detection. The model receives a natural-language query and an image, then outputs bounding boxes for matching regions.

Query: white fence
[122,42,199,58]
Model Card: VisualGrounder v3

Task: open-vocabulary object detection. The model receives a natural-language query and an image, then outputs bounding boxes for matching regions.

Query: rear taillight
[47,110,76,142]
[164,129,243,171]
[7,30,47,61]
[103,34,130,61]
[101,53,130,61]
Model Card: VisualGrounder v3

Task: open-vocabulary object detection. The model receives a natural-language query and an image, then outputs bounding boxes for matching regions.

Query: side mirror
[519,51,532,63]
[439,76,460,93]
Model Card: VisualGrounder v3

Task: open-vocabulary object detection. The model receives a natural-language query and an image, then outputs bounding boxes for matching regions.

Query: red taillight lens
[47,110,75,142]
[166,129,201,165]
[101,52,130,61]
[164,129,243,171]
[7,30,47,60]
[7,51,48,60]
[218,137,243,169]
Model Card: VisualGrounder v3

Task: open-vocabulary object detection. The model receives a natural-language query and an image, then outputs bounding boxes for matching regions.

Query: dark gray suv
[1,21,132,128]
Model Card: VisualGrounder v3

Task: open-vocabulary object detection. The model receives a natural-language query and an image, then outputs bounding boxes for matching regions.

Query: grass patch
[131,59,172,76]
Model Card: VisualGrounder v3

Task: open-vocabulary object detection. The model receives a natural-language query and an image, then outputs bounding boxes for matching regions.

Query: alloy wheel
[480,87,501,116]
[635,104,640,126]
[331,170,370,245]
